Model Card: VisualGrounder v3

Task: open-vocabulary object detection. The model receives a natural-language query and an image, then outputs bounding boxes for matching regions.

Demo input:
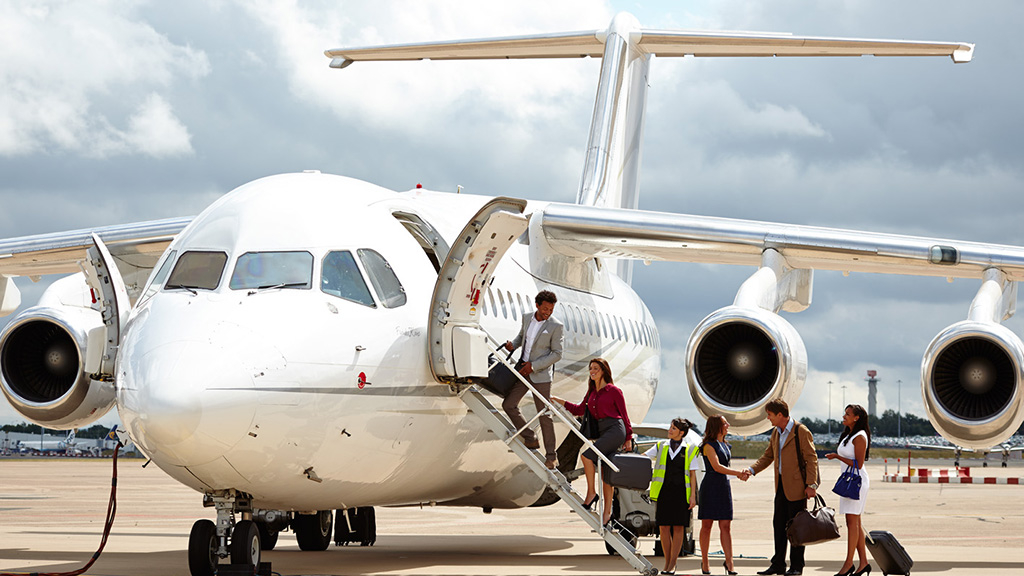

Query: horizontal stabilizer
[326,28,973,68]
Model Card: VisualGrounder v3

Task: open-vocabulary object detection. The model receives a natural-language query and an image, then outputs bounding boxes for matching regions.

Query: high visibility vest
[649,440,699,502]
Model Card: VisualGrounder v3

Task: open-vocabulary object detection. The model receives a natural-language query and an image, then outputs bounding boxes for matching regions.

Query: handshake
[737,470,752,481]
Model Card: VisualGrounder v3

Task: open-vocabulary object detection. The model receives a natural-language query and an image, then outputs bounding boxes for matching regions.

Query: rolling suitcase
[334,506,376,546]
[866,530,912,575]
[602,453,653,491]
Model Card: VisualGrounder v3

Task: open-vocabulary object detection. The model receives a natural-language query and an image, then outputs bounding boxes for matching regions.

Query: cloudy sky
[1,0,1022,431]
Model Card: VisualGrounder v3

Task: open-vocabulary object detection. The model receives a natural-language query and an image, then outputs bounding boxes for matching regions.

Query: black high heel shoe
[701,563,711,575]
[833,567,854,576]
[724,561,738,575]
[853,566,871,576]
[582,495,598,511]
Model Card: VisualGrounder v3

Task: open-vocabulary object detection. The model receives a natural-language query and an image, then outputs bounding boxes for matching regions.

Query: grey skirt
[583,417,626,465]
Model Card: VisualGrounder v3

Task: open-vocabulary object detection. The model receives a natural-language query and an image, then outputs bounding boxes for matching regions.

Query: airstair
[426,197,655,574]
[458,346,657,576]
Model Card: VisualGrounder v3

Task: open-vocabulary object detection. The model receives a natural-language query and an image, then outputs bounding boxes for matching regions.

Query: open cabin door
[428,198,529,382]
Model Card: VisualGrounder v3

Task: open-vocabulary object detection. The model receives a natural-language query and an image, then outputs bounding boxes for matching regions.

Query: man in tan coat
[745,399,819,576]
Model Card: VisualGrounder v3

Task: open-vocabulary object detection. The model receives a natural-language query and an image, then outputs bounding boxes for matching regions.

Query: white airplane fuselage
[116,172,659,511]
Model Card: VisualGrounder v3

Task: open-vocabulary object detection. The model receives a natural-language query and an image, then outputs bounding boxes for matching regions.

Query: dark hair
[671,417,695,436]
[765,398,790,417]
[701,415,728,449]
[586,358,614,396]
[535,290,557,305]
[838,404,872,461]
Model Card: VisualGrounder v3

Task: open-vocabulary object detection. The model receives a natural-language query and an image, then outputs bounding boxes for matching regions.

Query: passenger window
[487,287,497,316]
[321,251,375,307]
[583,308,594,335]
[166,251,227,291]
[357,249,407,308]
[141,249,176,303]
[230,251,313,290]
[508,291,518,321]
[497,290,507,319]
[568,305,579,333]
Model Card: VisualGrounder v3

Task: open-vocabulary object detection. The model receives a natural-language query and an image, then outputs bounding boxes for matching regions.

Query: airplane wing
[0,217,192,310]
[537,203,1024,282]
[325,29,973,67]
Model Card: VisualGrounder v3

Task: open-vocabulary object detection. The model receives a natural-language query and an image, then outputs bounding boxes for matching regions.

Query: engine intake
[0,305,115,429]
[922,321,1024,448]
[686,306,806,436]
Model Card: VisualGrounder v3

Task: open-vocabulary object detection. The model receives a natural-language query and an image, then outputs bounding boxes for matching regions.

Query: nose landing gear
[188,490,269,576]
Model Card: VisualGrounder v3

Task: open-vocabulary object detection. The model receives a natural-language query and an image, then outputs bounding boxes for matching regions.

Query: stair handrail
[481,331,621,473]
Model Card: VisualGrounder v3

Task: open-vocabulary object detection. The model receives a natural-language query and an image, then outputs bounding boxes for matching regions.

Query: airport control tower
[866,370,879,418]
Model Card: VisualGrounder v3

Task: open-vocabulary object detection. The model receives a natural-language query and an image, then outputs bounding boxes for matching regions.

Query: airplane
[909,440,1024,467]
[0,11,1019,576]
[12,429,81,455]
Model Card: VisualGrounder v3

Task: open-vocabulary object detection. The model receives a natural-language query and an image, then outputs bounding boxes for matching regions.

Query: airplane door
[428,197,528,382]
[82,233,131,380]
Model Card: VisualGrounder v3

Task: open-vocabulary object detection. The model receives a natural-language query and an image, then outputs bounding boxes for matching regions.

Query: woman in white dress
[826,404,872,576]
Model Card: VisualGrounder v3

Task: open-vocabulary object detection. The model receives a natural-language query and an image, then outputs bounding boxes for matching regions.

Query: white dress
[837,430,870,515]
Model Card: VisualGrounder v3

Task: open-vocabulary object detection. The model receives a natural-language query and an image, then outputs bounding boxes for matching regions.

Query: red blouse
[564,383,632,439]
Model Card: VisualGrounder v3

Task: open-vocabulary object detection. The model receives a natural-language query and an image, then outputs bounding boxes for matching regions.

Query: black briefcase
[602,453,653,491]
[481,347,520,397]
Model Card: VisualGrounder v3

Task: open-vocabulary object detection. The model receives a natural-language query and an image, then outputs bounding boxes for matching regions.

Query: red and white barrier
[883,474,1021,484]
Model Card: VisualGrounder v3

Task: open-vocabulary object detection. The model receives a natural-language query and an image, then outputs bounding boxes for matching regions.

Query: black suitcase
[481,348,520,397]
[602,453,653,491]
[866,530,912,575]
[334,506,376,546]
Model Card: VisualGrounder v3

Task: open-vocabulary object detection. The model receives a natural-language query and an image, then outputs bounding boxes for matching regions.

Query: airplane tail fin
[326,13,973,283]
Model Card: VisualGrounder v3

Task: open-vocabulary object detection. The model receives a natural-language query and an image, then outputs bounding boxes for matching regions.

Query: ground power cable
[0,442,122,576]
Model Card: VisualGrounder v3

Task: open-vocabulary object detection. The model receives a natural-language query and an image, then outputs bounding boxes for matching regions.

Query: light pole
[897,379,902,439]
[841,385,847,409]
[828,380,833,437]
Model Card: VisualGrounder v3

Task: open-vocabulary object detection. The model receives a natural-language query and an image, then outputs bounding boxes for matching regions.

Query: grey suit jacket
[510,313,564,384]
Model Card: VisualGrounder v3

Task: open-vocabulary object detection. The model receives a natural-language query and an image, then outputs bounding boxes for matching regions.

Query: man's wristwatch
[808,483,818,489]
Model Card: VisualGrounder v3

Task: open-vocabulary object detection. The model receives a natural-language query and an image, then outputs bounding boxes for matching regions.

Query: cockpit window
[357,249,407,308]
[322,251,375,307]
[165,251,227,291]
[230,251,313,290]
[140,249,177,303]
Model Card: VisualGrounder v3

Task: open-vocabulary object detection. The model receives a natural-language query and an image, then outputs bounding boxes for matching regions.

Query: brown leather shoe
[545,457,557,469]
[523,438,540,450]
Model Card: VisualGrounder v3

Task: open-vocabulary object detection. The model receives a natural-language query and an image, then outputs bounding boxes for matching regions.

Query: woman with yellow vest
[643,418,701,576]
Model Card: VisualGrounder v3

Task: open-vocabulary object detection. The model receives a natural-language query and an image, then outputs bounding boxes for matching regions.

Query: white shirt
[522,313,544,361]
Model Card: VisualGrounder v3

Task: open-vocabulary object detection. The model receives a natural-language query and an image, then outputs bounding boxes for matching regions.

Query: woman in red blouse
[552,357,633,526]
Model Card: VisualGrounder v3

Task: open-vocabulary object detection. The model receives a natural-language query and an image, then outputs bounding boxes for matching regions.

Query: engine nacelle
[0,304,115,429]
[686,306,807,436]
[921,320,1024,449]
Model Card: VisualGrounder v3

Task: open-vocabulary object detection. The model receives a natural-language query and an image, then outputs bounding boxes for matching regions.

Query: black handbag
[786,494,841,547]
[579,393,599,439]
[832,463,862,500]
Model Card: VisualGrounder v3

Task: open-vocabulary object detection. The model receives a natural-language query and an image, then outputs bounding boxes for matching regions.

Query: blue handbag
[832,462,862,500]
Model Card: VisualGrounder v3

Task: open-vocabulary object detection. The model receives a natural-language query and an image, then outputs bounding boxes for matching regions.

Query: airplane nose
[118,318,257,467]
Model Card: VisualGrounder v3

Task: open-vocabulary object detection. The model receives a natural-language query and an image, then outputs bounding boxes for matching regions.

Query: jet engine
[686,306,807,436]
[0,275,115,429]
[921,320,1024,449]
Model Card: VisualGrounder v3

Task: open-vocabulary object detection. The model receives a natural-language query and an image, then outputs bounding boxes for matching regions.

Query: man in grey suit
[502,290,564,469]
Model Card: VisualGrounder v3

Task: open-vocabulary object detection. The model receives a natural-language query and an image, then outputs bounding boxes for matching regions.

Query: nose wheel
[188,491,270,576]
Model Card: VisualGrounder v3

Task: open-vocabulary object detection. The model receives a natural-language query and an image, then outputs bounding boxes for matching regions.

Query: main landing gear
[186,491,345,576]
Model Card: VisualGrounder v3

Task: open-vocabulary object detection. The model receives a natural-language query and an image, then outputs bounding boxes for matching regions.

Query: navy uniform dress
[698,440,733,521]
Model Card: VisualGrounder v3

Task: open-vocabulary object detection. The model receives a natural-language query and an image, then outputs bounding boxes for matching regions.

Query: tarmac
[1,457,1022,576]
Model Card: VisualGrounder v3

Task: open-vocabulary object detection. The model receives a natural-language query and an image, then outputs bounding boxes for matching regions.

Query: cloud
[0,1,208,158]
